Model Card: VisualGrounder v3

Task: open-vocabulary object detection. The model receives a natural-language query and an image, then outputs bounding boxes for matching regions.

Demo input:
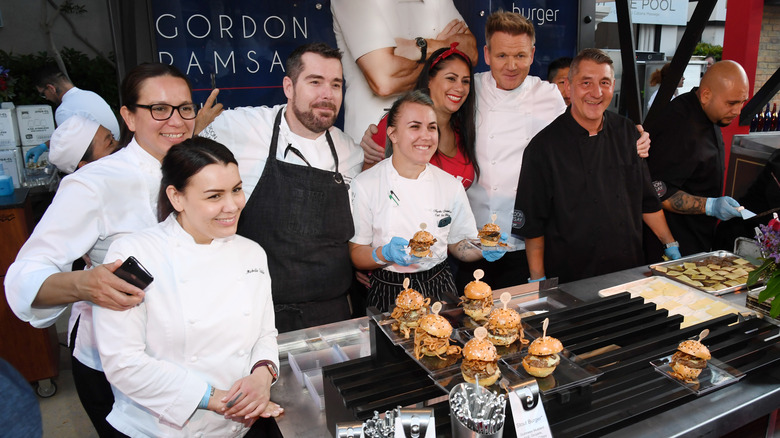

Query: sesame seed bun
[464,280,493,300]
[463,338,498,362]
[527,336,563,356]
[677,340,711,360]
[417,313,453,338]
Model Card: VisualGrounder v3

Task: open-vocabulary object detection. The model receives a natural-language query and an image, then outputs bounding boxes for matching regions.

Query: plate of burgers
[651,329,744,395]
[403,223,444,269]
[371,279,432,345]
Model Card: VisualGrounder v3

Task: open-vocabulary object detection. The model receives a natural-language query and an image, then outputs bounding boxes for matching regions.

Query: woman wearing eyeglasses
[5,63,196,436]
[361,43,478,189]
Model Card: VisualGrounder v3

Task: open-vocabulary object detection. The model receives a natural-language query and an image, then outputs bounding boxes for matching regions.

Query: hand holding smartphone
[114,256,154,290]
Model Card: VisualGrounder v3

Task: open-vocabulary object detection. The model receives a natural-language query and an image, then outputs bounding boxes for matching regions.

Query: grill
[323,290,780,437]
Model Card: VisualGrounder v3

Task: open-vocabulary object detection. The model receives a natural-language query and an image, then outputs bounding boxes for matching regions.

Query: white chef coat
[4,138,161,371]
[331,0,466,141]
[93,215,278,438]
[469,72,566,250]
[350,158,477,273]
[199,104,363,198]
[56,86,121,140]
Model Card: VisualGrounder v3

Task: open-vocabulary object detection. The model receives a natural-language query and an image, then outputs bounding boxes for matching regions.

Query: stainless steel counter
[272,266,780,437]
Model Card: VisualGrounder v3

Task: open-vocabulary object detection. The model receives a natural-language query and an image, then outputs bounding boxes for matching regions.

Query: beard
[292,100,338,133]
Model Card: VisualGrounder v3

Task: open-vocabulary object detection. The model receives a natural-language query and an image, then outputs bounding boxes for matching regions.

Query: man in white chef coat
[457,11,650,289]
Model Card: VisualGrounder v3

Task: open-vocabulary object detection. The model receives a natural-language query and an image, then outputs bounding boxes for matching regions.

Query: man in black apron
[646,61,750,257]
[198,43,365,332]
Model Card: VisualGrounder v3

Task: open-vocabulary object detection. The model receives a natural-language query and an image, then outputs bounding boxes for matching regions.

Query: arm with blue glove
[348,237,412,270]
[643,210,682,260]
[25,142,48,164]
[661,190,742,221]
[481,233,508,262]
[705,196,741,221]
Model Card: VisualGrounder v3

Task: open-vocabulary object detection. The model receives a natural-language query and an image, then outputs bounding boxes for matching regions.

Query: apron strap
[269,108,284,161]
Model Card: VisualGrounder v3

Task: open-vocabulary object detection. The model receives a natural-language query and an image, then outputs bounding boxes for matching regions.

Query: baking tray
[650,355,744,396]
[649,250,759,296]
[599,276,755,329]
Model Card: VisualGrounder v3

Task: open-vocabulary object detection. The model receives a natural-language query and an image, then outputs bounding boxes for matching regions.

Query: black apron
[237,109,354,332]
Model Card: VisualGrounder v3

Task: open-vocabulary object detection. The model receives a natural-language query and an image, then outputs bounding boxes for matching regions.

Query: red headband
[430,42,471,69]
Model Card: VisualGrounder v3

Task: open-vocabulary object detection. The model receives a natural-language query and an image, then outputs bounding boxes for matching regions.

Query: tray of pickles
[649,250,758,296]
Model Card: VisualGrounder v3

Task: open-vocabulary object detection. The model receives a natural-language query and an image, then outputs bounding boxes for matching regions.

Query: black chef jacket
[645,89,724,255]
[513,108,662,283]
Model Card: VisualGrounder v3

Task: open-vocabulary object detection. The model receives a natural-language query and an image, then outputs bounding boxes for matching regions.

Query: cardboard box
[0,147,23,188]
[0,108,20,148]
[16,105,55,146]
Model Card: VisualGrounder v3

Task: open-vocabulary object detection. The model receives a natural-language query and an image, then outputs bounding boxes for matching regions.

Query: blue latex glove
[25,143,48,164]
[482,233,508,262]
[664,246,682,260]
[705,196,741,221]
[528,276,546,283]
[381,237,411,266]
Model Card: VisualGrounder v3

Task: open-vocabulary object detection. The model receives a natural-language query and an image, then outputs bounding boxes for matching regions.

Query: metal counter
[272,267,780,437]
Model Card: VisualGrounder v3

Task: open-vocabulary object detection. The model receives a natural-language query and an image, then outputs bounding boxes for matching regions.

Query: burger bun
[463,369,501,387]
[417,314,452,338]
[678,340,711,360]
[464,280,492,300]
[528,336,563,356]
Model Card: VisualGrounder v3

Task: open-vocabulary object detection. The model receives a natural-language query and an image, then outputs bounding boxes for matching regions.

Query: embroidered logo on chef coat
[652,181,667,198]
[512,209,525,229]
[246,268,266,275]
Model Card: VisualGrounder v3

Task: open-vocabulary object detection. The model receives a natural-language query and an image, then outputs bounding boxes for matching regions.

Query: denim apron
[237,109,354,332]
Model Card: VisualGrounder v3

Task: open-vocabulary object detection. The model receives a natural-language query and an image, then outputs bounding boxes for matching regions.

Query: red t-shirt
[372,115,475,189]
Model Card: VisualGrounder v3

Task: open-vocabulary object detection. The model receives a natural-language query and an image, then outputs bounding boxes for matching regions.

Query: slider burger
[390,287,430,339]
[461,337,501,387]
[669,339,711,382]
[522,336,563,378]
[409,230,437,257]
[485,308,523,346]
[478,223,501,247]
[460,279,493,321]
[413,313,459,359]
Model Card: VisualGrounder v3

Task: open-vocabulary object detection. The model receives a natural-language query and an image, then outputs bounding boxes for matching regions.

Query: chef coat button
[239,349,246,356]
[190,356,198,362]
[195,433,204,438]
[489,135,494,139]
[188,319,195,324]
[492,186,498,191]
[232,425,240,432]
[491,161,496,165]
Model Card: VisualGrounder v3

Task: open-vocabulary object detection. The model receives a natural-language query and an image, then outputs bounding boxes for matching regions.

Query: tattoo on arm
[665,191,706,214]
[451,240,480,262]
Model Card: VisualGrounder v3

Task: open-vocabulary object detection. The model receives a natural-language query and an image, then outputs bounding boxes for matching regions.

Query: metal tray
[649,250,759,296]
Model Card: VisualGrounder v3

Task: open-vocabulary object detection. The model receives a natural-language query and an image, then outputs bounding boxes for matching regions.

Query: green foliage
[693,43,723,61]
[0,49,118,113]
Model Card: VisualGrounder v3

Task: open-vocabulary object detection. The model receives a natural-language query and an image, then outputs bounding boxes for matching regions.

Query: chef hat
[49,115,100,174]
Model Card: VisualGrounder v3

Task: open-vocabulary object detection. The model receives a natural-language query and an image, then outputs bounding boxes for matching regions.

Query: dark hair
[384,91,435,157]
[415,46,479,179]
[547,57,573,82]
[486,11,535,46]
[118,63,192,148]
[569,48,614,80]
[286,43,342,84]
[33,64,70,89]
[157,137,238,221]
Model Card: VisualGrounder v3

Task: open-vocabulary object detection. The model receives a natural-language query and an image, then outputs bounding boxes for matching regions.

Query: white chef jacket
[56,86,121,140]
[93,215,278,438]
[469,72,566,250]
[350,158,477,273]
[331,0,466,141]
[199,104,363,198]
[4,138,161,370]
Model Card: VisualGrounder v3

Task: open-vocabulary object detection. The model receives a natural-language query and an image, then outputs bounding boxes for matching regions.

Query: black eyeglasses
[133,103,197,121]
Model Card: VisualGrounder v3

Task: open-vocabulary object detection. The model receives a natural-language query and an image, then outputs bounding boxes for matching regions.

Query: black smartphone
[114,256,154,290]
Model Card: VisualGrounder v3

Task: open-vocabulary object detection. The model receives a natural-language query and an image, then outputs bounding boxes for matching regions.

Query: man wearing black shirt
[513,49,680,283]
[646,61,749,256]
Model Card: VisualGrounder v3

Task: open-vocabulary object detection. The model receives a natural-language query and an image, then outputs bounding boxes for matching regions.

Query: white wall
[0,0,114,57]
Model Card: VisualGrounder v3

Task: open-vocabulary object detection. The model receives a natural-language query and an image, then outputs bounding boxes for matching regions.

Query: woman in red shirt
[366,43,478,189]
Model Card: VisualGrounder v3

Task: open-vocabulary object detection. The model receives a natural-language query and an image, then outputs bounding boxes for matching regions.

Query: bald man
[646,60,750,256]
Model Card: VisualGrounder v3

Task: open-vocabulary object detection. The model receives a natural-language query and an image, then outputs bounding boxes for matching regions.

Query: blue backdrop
[150,0,579,121]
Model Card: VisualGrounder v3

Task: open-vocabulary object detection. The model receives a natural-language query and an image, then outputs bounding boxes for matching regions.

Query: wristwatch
[664,241,680,249]
[415,37,427,63]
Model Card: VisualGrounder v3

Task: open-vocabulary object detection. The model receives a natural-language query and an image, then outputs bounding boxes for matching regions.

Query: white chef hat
[49,115,100,174]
